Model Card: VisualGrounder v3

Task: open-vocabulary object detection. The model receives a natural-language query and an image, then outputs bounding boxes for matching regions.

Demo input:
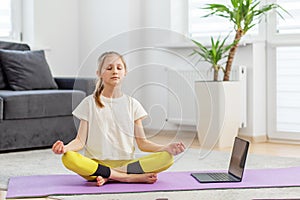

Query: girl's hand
[163,142,186,156]
[52,140,66,154]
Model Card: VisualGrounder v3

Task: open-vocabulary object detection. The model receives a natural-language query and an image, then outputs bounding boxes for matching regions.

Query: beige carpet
[0,148,300,199]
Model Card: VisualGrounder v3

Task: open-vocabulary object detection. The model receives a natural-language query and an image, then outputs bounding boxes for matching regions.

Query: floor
[1,130,300,200]
[146,130,300,158]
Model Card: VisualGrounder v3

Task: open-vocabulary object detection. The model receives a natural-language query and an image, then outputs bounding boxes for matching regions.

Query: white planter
[195,81,243,149]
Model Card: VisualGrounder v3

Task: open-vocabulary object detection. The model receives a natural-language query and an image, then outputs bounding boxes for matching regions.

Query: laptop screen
[228,137,249,179]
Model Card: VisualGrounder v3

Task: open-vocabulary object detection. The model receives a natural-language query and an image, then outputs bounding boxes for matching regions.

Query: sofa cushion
[0,97,3,121]
[0,41,30,89]
[0,49,58,91]
[0,90,85,120]
[0,41,30,51]
[0,68,7,89]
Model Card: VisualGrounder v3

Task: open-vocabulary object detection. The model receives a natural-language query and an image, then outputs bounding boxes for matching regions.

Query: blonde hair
[93,51,127,108]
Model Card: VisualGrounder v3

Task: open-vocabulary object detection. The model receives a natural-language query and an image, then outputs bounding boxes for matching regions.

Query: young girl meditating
[52,51,185,186]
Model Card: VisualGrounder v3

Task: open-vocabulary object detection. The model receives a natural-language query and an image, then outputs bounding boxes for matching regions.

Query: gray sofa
[0,41,95,152]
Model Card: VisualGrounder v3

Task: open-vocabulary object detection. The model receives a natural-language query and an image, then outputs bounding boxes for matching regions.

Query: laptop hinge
[228,172,241,180]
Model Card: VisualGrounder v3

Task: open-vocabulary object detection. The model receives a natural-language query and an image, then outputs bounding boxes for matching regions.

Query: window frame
[266,0,300,141]
[187,0,267,45]
[185,0,300,141]
[0,0,22,41]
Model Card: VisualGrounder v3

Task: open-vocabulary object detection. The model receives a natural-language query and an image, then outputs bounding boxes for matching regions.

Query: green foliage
[198,0,289,80]
[191,35,234,74]
[203,0,287,35]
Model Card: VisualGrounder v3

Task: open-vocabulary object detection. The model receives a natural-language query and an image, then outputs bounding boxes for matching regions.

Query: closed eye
[117,64,123,70]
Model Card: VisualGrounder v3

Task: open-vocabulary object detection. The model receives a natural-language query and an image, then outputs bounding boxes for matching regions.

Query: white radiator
[166,66,247,128]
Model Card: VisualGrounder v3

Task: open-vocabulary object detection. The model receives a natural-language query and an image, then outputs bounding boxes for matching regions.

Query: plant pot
[195,81,243,149]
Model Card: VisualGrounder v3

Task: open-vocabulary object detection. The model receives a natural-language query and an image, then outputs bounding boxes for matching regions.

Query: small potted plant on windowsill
[192,0,288,149]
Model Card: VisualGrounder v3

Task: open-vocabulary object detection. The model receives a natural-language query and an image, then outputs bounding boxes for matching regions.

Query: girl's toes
[96,176,108,186]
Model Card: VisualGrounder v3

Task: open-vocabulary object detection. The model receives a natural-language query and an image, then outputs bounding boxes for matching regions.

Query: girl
[52,51,185,186]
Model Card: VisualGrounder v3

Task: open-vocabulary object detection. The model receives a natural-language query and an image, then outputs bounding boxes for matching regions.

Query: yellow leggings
[62,151,174,181]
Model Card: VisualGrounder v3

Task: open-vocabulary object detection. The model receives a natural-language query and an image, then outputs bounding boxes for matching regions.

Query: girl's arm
[134,118,185,156]
[52,119,88,154]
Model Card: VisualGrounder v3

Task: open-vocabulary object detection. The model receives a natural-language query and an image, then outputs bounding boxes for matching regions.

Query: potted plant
[192,35,243,149]
[191,35,234,81]
[203,0,287,81]
[192,0,287,148]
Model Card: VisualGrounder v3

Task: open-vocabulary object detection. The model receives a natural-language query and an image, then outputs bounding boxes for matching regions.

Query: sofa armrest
[54,77,96,96]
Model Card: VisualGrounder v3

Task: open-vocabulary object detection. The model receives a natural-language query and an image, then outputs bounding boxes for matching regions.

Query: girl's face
[98,54,126,87]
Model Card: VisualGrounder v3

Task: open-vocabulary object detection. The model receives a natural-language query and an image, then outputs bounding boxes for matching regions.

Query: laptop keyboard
[207,173,235,181]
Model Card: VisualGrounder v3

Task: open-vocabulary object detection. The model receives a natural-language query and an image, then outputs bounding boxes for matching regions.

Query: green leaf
[190,35,233,69]
[192,0,291,80]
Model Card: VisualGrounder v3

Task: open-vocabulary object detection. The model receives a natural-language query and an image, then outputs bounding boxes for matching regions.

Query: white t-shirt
[72,94,147,160]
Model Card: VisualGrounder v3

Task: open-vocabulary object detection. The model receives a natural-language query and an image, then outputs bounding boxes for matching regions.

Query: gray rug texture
[0,148,300,200]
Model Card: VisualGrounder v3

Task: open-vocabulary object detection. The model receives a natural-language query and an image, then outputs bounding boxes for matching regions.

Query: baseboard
[144,128,175,136]
[144,128,197,136]
[238,134,268,143]
[145,129,269,144]
[267,138,300,145]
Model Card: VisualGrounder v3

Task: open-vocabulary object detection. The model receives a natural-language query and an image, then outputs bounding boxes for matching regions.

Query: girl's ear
[96,70,101,77]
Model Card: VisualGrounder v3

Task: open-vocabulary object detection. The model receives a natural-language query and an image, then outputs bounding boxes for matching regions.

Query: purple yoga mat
[6,167,300,198]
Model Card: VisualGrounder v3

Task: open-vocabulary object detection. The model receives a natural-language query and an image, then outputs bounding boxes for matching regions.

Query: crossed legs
[62,151,173,186]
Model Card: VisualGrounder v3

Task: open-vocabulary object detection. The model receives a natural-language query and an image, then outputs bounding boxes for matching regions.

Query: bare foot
[96,176,109,186]
[126,173,158,184]
[109,169,158,184]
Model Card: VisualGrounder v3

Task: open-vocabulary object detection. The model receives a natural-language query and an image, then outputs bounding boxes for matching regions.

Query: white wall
[21,0,267,139]
[78,0,134,73]
[75,0,176,131]
[22,0,79,77]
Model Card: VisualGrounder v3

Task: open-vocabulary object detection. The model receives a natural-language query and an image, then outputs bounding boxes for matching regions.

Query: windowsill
[155,37,265,49]
[155,42,194,49]
[268,34,300,46]
[155,40,265,49]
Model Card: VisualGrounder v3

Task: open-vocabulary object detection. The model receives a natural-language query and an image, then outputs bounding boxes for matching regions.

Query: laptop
[191,137,250,183]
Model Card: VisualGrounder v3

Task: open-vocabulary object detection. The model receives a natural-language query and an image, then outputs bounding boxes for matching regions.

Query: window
[276,47,300,132]
[267,0,300,141]
[277,0,300,34]
[0,0,12,38]
[188,0,258,39]
[189,0,233,38]
[0,0,22,41]
[187,0,300,141]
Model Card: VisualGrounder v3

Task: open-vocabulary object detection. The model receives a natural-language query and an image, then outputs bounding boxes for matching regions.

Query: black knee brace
[127,161,144,174]
[91,164,111,178]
